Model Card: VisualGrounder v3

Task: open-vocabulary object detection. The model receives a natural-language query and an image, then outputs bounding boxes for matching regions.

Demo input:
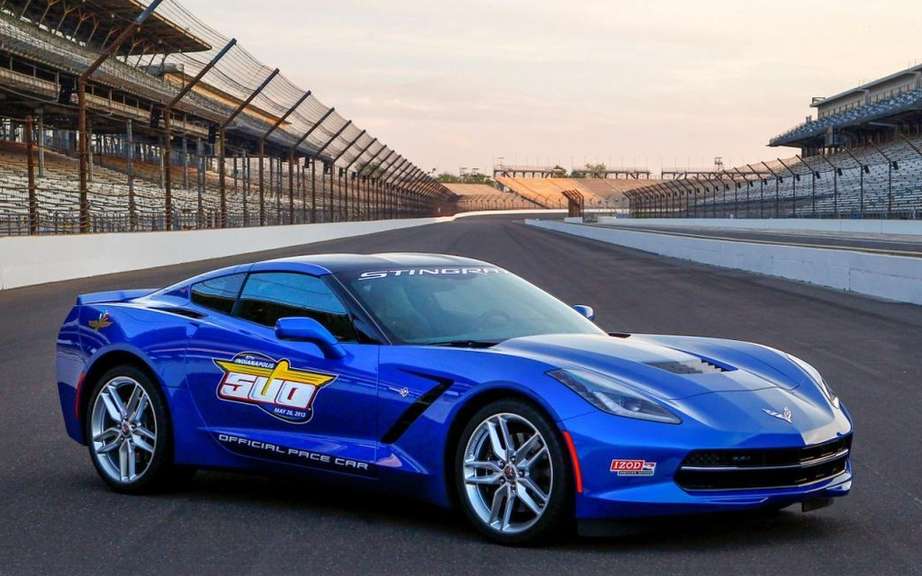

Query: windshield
[337,266,604,345]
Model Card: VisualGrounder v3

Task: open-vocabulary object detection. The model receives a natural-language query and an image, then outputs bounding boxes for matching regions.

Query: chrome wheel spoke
[100,391,124,422]
[135,426,156,442]
[497,417,514,460]
[125,384,143,418]
[488,484,509,527]
[465,459,501,473]
[516,485,543,515]
[132,434,154,454]
[518,477,549,508]
[98,437,122,454]
[118,440,131,481]
[107,385,129,418]
[465,473,502,486]
[486,420,507,460]
[519,445,548,472]
[129,393,149,424]
[514,433,540,462]
[501,486,515,529]
[93,428,120,443]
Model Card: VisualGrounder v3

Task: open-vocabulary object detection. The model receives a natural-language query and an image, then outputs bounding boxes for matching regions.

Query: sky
[182,0,922,175]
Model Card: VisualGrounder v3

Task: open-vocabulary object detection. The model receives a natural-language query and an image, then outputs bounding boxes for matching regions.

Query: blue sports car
[56,253,852,544]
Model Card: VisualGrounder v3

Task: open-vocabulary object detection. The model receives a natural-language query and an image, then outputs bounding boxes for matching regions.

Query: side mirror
[572,305,595,322]
[275,317,346,359]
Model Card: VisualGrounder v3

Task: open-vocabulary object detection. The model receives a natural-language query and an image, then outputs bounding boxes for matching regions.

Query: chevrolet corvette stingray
[56,253,852,544]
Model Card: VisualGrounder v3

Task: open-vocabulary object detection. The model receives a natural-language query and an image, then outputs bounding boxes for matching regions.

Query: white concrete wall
[595,217,922,236]
[0,218,449,290]
[528,220,922,305]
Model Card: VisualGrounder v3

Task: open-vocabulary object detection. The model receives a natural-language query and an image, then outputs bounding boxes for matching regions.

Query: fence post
[126,119,136,230]
[37,109,45,178]
[26,115,37,235]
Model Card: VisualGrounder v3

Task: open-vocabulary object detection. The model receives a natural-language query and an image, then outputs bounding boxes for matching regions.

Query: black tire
[454,399,572,545]
[84,364,190,494]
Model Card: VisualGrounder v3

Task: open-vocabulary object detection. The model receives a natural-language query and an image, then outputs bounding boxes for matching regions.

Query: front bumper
[562,402,853,521]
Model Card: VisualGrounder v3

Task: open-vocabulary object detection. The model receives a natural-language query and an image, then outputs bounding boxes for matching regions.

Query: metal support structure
[78,0,164,232]
[212,67,279,227]
[329,129,366,220]
[354,143,387,219]
[162,38,237,230]
[25,115,36,234]
[795,155,822,217]
[759,162,783,218]
[813,154,840,217]
[126,119,135,229]
[343,138,378,220]
[370,152,400,219]
[312,120,353,221]
[732,167,753,218]
[775,158,800,217]
[841,147,869,217]
[868,142,898,218]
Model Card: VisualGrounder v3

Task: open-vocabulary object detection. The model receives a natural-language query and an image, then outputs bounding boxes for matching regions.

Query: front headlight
[786,354,840,408]
[549,367,681,424]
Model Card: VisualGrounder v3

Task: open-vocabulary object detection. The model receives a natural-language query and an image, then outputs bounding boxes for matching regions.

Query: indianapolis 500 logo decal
[214,352,337,424]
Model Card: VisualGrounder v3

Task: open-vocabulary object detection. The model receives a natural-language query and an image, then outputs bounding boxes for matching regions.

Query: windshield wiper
[429,340,498,349]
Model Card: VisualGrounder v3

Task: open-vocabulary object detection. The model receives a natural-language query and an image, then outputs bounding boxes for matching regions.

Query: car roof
[255,253,493,275]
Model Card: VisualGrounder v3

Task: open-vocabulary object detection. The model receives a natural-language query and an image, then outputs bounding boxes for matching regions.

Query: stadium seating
[496,177,657,209]
[0,141,341,233]
[644,136,922,219]
[444,183,538,211]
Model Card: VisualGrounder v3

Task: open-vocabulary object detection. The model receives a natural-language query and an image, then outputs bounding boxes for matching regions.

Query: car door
[184,270,380,477]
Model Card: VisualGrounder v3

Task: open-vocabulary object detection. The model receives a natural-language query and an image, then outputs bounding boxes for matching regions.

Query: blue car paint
[57,254,852,521]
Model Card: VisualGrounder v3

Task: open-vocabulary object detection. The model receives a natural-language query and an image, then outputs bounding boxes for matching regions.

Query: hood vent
[647,358,726,375]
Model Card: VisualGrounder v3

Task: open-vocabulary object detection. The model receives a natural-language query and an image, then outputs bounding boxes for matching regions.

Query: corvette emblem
[763,406,793,423]
[214,352,337,424]
[88,312,112,331]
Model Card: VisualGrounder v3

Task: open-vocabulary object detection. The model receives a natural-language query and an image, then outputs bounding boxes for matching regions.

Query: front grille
[676,436,851,491]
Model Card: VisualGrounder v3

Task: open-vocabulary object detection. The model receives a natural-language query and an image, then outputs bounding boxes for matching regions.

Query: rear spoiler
[76,289,157,306]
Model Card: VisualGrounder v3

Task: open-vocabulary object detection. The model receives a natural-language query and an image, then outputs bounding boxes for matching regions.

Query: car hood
[493,333,813,401]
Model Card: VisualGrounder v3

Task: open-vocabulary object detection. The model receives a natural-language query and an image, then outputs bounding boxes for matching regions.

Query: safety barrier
[527,219,922,306]
[0,217,449,290]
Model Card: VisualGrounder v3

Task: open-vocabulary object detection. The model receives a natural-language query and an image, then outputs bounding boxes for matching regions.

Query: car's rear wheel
[455,399,571,545]
[85,365,186,493]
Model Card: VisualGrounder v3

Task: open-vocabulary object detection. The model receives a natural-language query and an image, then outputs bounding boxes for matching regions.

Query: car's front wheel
[455,399,571,545]
[85,365,185,493]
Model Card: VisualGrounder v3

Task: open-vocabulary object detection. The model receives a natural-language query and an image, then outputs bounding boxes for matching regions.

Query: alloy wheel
[90,376,158,484]
[462,412,553,534]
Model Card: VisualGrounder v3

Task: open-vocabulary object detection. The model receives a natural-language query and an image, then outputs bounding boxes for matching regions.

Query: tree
[584,163,607,178]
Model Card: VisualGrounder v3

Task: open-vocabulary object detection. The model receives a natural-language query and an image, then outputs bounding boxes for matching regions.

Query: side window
[190,273,245,314]
[236,272,355,340]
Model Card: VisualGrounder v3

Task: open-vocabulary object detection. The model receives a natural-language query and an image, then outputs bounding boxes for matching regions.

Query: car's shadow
[79,469,848,551]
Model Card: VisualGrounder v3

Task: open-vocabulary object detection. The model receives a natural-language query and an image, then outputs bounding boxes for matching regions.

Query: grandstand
[0,0,454,235]
[496,176,657,210]
[444,183,539,212]
[626,64,922,220]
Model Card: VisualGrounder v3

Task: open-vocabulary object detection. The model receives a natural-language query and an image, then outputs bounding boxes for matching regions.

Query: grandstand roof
[812,64,922,109]
[770,88,922,148]
[5,0,211,55]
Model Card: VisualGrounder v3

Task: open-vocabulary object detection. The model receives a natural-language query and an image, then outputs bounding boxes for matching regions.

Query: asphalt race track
[1,215,920,576]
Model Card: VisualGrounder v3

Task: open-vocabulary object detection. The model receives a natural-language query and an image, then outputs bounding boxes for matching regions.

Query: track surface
[595,222,922,257]
[2,215,921,575]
